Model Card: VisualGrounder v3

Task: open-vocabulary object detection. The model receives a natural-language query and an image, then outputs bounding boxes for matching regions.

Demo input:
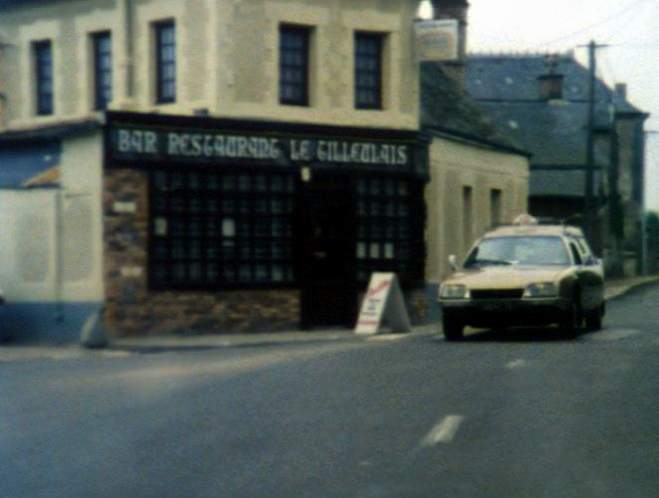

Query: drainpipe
[115,0,134,108]
[54,188,64,322]
[0,39,9,129]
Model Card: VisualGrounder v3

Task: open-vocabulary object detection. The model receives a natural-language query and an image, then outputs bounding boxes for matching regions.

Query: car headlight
[440,284,470,299]
[523,282,558,298]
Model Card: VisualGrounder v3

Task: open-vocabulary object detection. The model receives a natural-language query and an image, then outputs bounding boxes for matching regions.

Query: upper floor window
[34,41,53,115]
[93,32,112,110]
[354,32,383,110]
[279,25,310,106]
[155,21,176,104]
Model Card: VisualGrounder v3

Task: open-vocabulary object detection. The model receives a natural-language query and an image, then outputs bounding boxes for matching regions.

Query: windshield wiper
[470,258,515,267]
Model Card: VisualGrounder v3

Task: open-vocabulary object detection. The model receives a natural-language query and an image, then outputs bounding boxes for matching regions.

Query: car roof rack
[487,214,585,235]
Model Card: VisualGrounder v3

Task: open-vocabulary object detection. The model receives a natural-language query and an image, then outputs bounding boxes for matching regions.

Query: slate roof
[467,53,643,114]
[529,168,602,197]
[464,53,646,197]
[475,100,609,167]
[420,61,528,155]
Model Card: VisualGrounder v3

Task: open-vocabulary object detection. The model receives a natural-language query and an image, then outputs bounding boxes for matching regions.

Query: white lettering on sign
[114,127,409,167]
[355,273,412,335]
[165,132,281,160]
[118,129,158,154]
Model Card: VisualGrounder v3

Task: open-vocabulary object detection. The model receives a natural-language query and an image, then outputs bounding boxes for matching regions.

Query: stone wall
[103,168,300,336]
[0,0,418,132]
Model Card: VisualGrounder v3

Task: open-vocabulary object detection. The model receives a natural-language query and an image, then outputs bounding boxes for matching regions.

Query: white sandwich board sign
[354,273,412,335]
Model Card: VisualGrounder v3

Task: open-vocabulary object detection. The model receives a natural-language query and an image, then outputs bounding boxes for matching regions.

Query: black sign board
[106,120,426,177]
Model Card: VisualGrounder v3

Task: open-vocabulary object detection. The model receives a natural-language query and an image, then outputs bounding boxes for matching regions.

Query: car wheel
[443,315,464,341]
[585,304,604,331]
[560,302,579,339]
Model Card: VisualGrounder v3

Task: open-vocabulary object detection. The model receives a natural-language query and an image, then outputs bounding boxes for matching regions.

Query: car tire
[560,302,579,339]
[443,315,464,341]
[585,304,604,331]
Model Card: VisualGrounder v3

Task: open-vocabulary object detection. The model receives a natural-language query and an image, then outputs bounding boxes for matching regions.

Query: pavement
[1,274,658,363]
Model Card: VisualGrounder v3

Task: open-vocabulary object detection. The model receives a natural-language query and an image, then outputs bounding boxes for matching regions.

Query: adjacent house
[421,0,529,296]
[466,52,649,276]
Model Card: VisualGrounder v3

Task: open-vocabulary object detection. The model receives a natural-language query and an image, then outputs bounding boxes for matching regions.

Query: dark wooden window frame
[354,32,384,110]
[93,31,112,110]
[155,20,176,104]
[279,24,310,106]
[355,175,425,286]
[148,168,298,290]
[34,40,53,116]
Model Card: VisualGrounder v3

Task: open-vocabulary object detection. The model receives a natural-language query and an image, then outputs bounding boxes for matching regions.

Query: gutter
[0,119,102,144]
[424,125,533,158]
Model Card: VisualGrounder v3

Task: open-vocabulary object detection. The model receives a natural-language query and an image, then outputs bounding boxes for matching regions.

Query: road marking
[505,359,528,369]
[367,334,409,342]
[587,329,640,341]
[421,415,464,447]
[99,350,133,358]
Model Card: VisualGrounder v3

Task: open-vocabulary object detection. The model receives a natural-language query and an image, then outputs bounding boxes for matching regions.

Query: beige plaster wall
[425,136,530,283]
[0,0,419,131]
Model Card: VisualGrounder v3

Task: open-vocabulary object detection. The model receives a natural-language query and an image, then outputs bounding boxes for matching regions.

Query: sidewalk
[1,276,657,362]
[603,274,659,301]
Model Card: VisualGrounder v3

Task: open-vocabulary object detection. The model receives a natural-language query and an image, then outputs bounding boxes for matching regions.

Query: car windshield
[464,235,570,267]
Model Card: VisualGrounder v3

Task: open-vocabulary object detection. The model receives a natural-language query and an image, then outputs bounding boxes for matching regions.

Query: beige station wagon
[438,216,605,340]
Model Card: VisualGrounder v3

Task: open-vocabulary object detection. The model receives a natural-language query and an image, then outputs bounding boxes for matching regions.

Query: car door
[568,239,601,311]
[576,236,604,307]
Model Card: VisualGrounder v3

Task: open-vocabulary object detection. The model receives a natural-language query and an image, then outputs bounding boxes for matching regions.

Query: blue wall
[0,140,61,188]
[0,302,103,344]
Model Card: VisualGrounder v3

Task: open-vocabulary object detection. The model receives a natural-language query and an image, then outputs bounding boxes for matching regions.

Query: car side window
[569,243,582,265]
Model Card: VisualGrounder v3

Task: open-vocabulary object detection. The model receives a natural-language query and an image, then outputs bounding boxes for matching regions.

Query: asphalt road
[1,283,658,498]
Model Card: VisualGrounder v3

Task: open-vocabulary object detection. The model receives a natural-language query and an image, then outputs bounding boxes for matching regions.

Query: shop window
[355,32,384,110]
[34,40,53,115]
[155,21,176,104]
[92,31,112,110]
[355,177,423,285]
[149,170,297,290]
[279,25,310,106]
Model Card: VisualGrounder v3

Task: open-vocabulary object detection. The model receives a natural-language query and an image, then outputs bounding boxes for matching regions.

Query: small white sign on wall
[355,272,412,335]
[113,201,136,214]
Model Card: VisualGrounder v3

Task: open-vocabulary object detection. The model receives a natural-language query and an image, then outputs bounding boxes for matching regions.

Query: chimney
[538,54,564,101]
[430,0,469,88]
[615,83,627,100]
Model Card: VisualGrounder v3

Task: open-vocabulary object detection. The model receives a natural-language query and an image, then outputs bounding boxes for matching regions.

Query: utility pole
[579,40,608,252]
[642,130,659,275]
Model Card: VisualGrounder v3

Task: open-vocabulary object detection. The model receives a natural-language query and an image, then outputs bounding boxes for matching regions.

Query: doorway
[300,173,357,329]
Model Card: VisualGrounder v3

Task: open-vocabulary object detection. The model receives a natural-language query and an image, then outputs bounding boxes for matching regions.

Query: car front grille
[471,289,524,300]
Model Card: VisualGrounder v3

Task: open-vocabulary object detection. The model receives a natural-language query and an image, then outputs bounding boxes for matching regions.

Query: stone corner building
[0,0,432,339]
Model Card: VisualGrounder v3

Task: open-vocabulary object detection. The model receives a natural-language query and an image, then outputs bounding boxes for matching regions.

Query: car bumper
[439,297,571,327]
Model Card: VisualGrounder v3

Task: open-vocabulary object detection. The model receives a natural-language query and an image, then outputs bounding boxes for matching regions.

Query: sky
[420,0,659,211]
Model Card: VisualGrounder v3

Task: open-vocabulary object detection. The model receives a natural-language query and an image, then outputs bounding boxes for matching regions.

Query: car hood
[443,265,568,289]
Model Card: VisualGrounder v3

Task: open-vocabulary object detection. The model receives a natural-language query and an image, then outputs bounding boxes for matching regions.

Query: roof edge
[424,125,532,158]
[0,118,102,143]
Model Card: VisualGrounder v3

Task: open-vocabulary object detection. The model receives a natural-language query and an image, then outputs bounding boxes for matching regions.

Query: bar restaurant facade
[103,111,430,334]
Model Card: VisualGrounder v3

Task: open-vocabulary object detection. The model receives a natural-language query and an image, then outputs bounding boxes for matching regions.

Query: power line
[602,0,653,45]
[601,50,618,87]
[534,0,650,48]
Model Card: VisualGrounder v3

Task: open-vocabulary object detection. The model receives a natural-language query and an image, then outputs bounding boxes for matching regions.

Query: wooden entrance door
[300,174,357,329]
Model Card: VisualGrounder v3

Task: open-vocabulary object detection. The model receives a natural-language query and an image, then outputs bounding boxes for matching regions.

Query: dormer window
[538,73,564,101]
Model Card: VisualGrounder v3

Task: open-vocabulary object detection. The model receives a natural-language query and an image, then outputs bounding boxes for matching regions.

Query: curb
[604,276,659,302]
